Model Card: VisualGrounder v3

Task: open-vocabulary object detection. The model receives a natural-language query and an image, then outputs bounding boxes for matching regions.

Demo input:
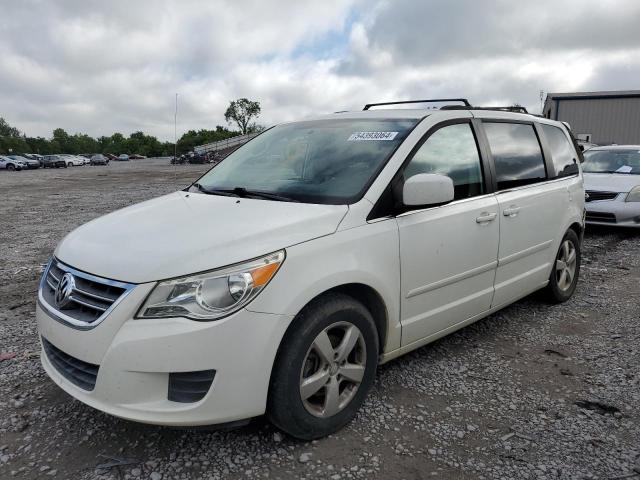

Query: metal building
[542,90,640,145]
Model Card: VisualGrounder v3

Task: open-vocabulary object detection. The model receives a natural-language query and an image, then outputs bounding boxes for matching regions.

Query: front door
[397,121,499,347]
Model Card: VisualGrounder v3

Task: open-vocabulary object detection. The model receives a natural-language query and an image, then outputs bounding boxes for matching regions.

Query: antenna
[174,93,178,186]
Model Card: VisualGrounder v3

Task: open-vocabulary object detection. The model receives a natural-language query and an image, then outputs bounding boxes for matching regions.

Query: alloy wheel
[299,322,366,418]
[555,239,577,291]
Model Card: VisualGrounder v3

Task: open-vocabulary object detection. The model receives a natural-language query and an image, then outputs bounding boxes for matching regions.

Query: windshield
[194,118,418,204]
[583,149,640,174]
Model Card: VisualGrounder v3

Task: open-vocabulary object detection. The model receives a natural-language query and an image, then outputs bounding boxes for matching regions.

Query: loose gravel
[1,159,639,480]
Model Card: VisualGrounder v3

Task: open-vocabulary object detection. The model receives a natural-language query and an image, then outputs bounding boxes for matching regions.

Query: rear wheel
[268,293,379,440]
[67,162,73,167]
[544,229,580,303]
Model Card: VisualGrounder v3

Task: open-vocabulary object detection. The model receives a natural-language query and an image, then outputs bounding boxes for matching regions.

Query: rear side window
[540,124,578,178]
[404,123,484,200]
[484,122,547,190]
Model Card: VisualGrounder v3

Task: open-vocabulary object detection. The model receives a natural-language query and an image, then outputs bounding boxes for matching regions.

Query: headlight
[626,186,640,202]
[137,250,285,321]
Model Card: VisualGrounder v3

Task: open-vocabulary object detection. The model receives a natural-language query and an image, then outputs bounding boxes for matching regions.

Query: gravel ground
[1,158,639,480]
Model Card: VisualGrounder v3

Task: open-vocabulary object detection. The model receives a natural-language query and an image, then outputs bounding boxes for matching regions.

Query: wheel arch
[280,282,388,357]
[568,221,584,244]
[323,283,388,353]
[267,282,389,393]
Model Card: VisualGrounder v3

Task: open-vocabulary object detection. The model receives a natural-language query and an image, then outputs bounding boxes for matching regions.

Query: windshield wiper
[227,187,299,202]
[191,183,240,197]
[191,184,299,202]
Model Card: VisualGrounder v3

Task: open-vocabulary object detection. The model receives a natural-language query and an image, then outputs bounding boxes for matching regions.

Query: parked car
[42,155,67,168]
[117,154,130,161]
[21,153,45,166]
[582,145,640,227]
[576,139,598,152]
[9,155,40,169]
[22,153,45,166]
[36,99,585,440]
[0,155,24,171]
[59,154,85,167]
[90,154,109,166]
[188,152,210,164]
[129,154,147,160]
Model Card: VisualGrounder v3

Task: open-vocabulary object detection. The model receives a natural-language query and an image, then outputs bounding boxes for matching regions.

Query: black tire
[6,164,15,171]
[544,229,580,303]
[267,293,379,440]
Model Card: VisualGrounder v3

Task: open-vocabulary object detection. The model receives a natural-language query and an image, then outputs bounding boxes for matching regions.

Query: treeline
[0,117,239,156]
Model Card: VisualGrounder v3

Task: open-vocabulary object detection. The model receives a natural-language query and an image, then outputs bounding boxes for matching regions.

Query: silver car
[90,154,108,165]
[583,146,640,227]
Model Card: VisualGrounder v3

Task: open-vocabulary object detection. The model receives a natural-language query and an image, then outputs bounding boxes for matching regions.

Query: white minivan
[37,100,585,439]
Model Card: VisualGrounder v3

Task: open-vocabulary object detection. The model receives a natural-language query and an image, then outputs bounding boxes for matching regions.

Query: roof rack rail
[363,98,471,110]
[440,105,529,114]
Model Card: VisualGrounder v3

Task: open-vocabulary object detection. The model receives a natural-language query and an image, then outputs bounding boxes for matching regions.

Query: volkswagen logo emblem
[55,272,76,309]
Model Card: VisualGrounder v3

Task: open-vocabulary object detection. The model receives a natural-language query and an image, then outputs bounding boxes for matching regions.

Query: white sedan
[583,145,640,227]
[59,155,85,167]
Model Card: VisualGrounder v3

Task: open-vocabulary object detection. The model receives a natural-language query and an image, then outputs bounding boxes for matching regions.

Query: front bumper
[37,301,293,426]
[585,197,640,228]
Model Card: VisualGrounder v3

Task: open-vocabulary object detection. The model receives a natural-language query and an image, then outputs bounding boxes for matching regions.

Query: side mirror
[402,173,454,207]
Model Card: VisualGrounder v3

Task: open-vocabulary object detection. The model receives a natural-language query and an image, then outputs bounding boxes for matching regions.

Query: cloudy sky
[1,0,639,140]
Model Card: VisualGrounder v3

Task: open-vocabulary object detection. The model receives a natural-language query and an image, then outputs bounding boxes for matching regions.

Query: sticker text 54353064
[348,131,399,141]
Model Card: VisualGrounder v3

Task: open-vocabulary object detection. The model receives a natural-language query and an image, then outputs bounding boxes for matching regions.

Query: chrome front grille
[39,258,135,329]
[585,190,619,202]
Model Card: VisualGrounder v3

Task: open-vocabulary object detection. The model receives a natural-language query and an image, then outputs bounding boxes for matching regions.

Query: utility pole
[174,93,178,161]
[174,93,178,185]
[539,90,545,115]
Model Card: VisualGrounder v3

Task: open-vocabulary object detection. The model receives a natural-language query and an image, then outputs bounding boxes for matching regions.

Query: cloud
[335,0,640,113]
[0,0,638,140]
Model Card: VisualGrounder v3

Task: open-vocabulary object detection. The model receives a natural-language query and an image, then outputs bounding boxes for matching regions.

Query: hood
[583,173,640,193]
[55,191,348,283]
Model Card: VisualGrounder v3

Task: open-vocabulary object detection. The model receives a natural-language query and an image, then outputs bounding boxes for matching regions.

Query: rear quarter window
[540,124,579,178]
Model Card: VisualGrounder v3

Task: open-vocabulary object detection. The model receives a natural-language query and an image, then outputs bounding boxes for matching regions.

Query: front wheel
[544,229,580,303]
[6,164,15,171]
[268,293,379,440]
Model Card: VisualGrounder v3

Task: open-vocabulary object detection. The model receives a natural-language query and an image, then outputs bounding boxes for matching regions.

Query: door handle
[476,212,497,223]
[503,205,521,217]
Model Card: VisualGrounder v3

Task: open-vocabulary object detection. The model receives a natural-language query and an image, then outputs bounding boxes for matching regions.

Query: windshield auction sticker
[348,131,399,141]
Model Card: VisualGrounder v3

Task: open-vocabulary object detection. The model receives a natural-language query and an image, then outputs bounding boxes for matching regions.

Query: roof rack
[440,105,529,114]
[363,98,471,110]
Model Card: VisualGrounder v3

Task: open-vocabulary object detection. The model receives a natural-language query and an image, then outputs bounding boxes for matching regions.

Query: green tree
[177,126,238,154]
[0,117,29,154]
[25,136,50,154]
[0,114,246,157]
[0,117,21,137]
[52,128,71,153]
[224,98,261,135]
